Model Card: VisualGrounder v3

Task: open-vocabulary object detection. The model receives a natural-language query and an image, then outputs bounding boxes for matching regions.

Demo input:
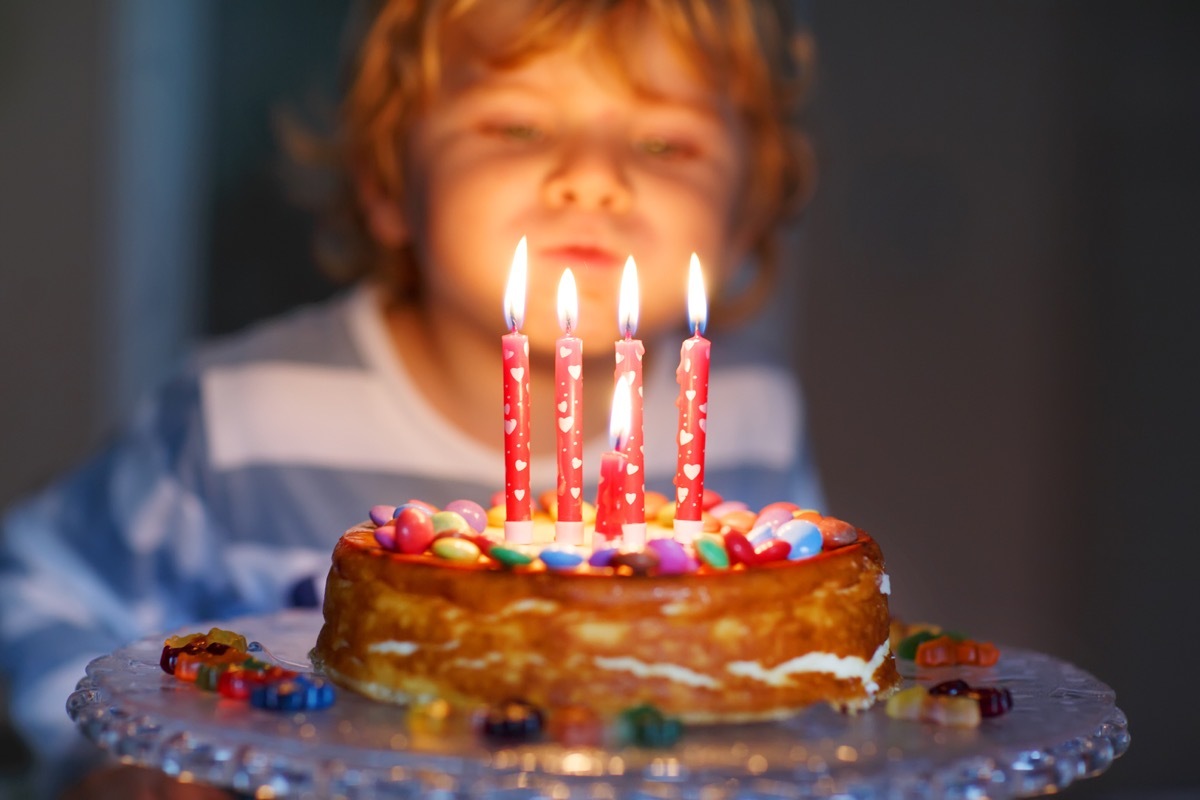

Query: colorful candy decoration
[887,679,1014,727]
[364,498,863,577]
[160,628,332,712]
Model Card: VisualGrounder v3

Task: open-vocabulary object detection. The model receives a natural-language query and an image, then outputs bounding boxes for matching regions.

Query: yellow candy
[431,537,481,563]
[486,504,507,528]
[925,695,981,728]
[885,686,928,721]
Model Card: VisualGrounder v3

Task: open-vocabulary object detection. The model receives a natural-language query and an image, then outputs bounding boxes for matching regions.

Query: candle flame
[687,253,707,336]
[557,268,578,334]
[504,237,528,331]
[609,375,633,451]
[618,255,639,339]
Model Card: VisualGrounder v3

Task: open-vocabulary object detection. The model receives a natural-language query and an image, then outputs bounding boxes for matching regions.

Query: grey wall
[1,1,1197,796]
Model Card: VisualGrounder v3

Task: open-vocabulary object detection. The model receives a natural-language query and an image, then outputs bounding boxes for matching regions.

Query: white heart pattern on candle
[504,349,514,359]
[510,367,524,381]
[523,340,529,355]
[572,458,583,469]
[685,389,696,401]
[699,419,706,432]
[679,430,694,445]
[558,401,568,413]
[626,464,639,475]
[625,493,637,504]
[677,487,688,502]
[514,489,525,500]
[558,416,574,433]
[615,352,624,364]
[568,364,581,380]
[559,346,571,357]
[699,403,707,413]
[515,460,527,471]
[504,403,511,415]
[504,419,516,435]
[683,463,701,480]
[683,358,691,371]
[571,487,581,499]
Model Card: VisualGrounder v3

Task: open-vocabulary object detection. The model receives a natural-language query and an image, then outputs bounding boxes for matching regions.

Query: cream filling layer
[592,656,722,688]
[728,640,891,693]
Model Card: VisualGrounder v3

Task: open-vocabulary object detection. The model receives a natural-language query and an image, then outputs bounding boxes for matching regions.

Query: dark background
[2,1,1197,797]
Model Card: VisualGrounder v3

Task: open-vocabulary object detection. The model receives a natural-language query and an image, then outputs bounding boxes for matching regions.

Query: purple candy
[373,522,397,550]
[444,499,488,533]
[370,504,397,526]
[646,538,691,574]
[588,547,620,568]
[753,506,794,531]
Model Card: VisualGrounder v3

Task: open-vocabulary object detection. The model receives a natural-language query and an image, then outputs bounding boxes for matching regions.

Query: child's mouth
[540,245,622,270]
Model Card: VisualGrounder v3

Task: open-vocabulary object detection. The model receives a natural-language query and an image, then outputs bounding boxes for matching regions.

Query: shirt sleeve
[0,366,231,759]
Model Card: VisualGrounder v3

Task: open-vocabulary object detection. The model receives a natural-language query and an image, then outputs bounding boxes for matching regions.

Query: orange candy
[915,636,1000,668]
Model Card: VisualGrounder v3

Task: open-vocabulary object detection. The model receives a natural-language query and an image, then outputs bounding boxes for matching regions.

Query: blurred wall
[1,1,1197,797]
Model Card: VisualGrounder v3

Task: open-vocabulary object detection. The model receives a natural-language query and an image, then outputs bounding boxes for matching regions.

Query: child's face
[390,19,751,351]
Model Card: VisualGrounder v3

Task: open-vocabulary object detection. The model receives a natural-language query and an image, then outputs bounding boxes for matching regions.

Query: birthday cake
[313,496,900,723]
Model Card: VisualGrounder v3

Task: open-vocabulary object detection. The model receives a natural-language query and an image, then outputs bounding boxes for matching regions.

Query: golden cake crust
[315,526,899,722]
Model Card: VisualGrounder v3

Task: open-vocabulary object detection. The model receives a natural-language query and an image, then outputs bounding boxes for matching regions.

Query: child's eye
[482,122,544,142]
[638,137,697,159]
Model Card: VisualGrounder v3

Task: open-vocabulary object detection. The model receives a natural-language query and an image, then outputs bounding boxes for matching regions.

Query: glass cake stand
[67,610,1128,799]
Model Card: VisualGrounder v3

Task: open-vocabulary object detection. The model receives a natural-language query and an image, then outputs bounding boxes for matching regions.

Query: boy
[2,0,820,793]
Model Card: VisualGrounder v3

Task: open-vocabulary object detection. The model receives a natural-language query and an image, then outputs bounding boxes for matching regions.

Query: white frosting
[497,598,560,616]
[593,656,721,688]
[878,573,891,595]
[368,640,419,656]
[727,640,891,693]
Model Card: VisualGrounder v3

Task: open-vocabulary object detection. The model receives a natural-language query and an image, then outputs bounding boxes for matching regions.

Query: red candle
[614,256,645,525]
[594,380,632,546]
[503,237,532,543]
[555,268,584,544]
[673,254,710,537]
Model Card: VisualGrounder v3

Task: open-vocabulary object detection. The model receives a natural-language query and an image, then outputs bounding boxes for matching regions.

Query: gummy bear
[479,699,544,742]
[617,704,683,748]
[249,675,335,712]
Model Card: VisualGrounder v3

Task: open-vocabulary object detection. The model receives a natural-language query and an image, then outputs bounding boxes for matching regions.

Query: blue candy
[369,504,396,526]
[746,523,777,546]
[250,675,336,711]
[539,546,585,570]
[588,547,620,568]
[776,519,823,560]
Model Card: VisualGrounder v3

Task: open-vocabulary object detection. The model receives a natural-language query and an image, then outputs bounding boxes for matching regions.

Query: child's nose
[542,143,632,213]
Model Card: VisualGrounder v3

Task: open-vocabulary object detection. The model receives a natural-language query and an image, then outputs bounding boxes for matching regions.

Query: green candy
[489,545,534,567]
[695,535,729,570]
[431,510,471,536]
[896,629,969,660]
[431,536,481,563]
[618,704,683,748]
[195,662,231,692]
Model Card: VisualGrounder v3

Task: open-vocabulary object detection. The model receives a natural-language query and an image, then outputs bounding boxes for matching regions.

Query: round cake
[313,506,899,723]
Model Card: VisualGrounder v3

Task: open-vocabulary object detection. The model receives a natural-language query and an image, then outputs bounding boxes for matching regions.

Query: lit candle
[673,254,711,540]
[594,379,631,547]
[555,268,584,544]
[614,257,646,533]
[502,237,533,544]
